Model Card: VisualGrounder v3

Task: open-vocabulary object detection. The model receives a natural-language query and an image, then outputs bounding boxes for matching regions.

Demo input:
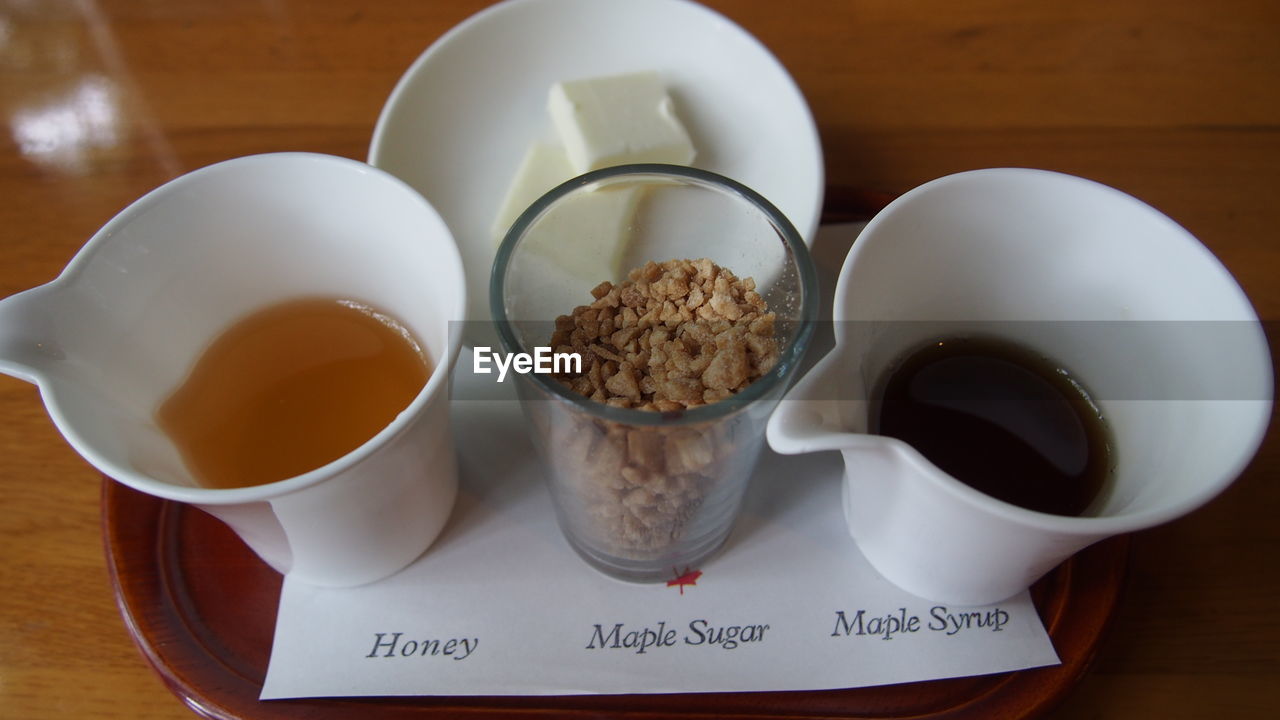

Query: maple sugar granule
[537,258,781,562]
[549,258,780,409]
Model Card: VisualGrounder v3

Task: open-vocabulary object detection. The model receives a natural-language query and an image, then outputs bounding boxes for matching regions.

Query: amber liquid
[873,337,1112,516]
[158,298,432,489]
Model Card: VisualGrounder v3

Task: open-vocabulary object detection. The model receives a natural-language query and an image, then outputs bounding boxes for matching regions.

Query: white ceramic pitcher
[767,168,1272,606]
[0,153,466,587]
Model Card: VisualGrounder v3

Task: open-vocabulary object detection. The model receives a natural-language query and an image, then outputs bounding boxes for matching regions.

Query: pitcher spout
[767,348,883,455]
[0,284,59,383]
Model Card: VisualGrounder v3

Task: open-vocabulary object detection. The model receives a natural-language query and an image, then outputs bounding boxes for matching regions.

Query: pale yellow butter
[492,141,575,242]
[491,71,696,280]
[521,184,642,283]
[548,71,696,173]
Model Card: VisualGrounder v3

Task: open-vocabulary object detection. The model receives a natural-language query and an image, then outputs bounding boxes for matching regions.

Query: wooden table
[1,1,1276,717]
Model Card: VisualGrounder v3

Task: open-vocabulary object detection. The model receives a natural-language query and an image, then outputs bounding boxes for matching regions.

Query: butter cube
[548,71,696,173]
[521,184,643,283]
[492,141,576,242]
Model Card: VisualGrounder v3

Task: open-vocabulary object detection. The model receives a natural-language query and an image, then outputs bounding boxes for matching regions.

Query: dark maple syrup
[873,337,1112,516]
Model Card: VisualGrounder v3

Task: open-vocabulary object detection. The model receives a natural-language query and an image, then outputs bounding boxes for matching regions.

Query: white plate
[368,0,824,328]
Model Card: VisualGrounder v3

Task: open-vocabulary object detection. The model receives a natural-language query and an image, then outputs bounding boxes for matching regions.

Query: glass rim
[489,163,819,427]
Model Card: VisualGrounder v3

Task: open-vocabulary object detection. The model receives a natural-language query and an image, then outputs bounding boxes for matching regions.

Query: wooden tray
[100,189,1129,719]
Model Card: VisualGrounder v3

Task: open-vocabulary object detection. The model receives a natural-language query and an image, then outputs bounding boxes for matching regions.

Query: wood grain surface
[1,1,1277,718]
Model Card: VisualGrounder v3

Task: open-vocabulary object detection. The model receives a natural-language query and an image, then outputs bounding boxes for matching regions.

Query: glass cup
[491,164,818,581]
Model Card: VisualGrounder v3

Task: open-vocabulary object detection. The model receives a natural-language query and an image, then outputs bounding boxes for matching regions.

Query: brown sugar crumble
[538,258,781,562]
[549,258,780,410]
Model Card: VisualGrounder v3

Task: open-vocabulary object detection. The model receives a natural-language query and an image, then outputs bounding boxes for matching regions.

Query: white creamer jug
[0,153,466,587]
[768,168,1272,605]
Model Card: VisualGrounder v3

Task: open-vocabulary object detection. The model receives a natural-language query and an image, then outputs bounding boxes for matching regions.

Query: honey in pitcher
[158,298,432,489]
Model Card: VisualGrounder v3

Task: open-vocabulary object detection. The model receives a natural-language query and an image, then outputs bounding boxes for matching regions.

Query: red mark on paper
[667,567,703,595]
